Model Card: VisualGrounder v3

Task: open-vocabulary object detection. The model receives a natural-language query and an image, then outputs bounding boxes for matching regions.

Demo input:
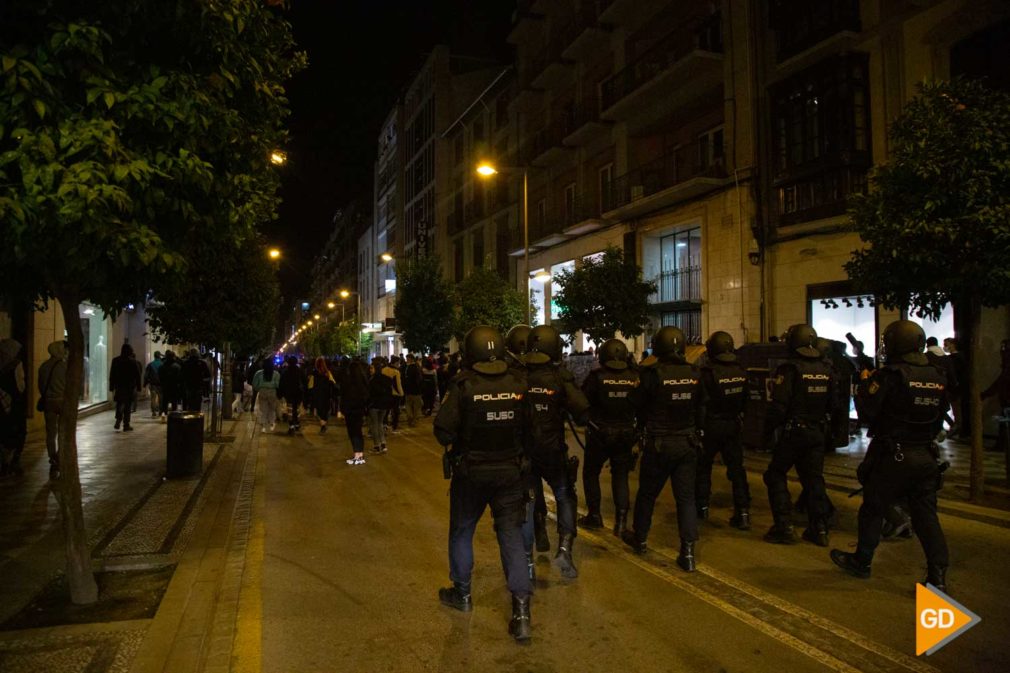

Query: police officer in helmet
[522,325,590,579]
[763,324,835,546]
[831,320,950,590]
[580,338,641,537]
[506,325,531,370]
[621,326,704,572]
[696,331,751,530]
[434,325,533,641]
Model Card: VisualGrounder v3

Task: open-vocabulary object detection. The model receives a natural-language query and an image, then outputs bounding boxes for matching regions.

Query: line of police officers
[433,319,950,642]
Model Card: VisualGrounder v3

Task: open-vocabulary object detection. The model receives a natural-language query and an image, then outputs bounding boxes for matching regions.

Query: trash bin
[167,411,203,478]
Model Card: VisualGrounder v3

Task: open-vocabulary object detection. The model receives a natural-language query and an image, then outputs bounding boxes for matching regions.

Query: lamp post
[476,161,530,324]
[340,289,362,355]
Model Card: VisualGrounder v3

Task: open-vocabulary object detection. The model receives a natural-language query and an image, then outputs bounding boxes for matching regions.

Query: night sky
[267,0,516,301]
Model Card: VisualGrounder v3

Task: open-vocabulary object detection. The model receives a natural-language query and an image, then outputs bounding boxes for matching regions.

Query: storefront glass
[809,295,876,357]
[550,260,575,321]
[530,270,547,327]
[908,303,955,346]
[79,302,109,407]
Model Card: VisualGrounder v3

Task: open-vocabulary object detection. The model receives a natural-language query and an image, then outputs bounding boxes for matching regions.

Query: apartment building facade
[494,0,1008,359]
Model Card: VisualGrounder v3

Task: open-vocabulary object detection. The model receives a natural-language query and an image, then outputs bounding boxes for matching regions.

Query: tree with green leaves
[553,247,658,345]
[394,256,454,354]
[845,79,1010,501]
[0,0,302,602]
[453,267,527,342]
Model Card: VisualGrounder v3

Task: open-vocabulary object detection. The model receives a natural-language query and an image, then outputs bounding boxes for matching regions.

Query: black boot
[508,594,532,642]
[621,529,647,555]
[676,540,696,572]
[533,511,550,552]
[612,509,628,538]
[527,552,536,582]
[438,582,473,612]
[763,522,797,545]
[729,508,751,530]
[578,509,603,530]
[697,505,709,521]
[802,524,829,547]
[829,549,871,579]
[553,532,578,579]
[923,566,947,593]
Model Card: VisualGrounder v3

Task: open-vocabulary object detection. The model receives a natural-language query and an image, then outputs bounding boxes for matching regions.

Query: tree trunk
[968,298,985,502]
[56,292,99,604]
[222,342,232,421]
[208,350,219,439]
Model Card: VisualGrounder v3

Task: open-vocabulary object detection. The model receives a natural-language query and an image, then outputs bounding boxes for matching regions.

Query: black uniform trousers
[856,440,948,568]
[632,435,699,543]
[583,426,636,512]
[523,460,576,550]
[448,464,532,597]
[696,418,750,510]
[763,426,828,529]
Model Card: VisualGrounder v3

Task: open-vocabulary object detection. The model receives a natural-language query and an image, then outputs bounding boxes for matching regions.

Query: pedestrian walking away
[621,326,704,573]
[181,348,210,412]
[696,331,752,530]
[367,357,395,454]
[832,320,951,591]
[762,324,835,547]
[159,350,183,418]
[37,340,68,475]
[522,324,590,580]
[109,343,142,431]
[144,351,163,418]
[580,339,642,539]
[402,353,423,427]
[279,355,304,434]
[340,357,370,465]
[253,359,280,432]
[435,325,533,642]
[307,357,337,434]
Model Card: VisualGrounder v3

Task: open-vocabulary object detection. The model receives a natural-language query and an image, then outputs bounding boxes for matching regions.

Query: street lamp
[270,150,287,166]
[327,301,336,309]
[477,160,530,324]
[338,289,363,355]
[268,248,281,260]
[380,252,394,263]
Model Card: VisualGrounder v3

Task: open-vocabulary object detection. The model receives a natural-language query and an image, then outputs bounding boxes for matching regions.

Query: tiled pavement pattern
[0,407,235,673]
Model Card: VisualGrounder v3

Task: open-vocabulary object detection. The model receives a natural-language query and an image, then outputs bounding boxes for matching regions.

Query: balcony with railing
[523,117,574,167]
[562,91,610,146]
[600,12,723,121]
[651,265,702,304]
[770,0,861,62]
[561,1,612,61]
[530,33,575,90]
[606,150,729,219]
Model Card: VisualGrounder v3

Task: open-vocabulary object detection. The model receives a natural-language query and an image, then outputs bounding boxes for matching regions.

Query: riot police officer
[580,338,641,537]
[621,326,704,572]
[831,320,950,591]
[763,324,834,546]
[522,325,590,579]
[434,325,533,641]
[696,331,751,530]
[505,324,531,370]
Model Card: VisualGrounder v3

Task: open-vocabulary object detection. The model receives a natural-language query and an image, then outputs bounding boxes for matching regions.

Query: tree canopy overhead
[845,79,1010,319]
[394,255,455,354]
[552,247,658,345]
[452,267,527,342]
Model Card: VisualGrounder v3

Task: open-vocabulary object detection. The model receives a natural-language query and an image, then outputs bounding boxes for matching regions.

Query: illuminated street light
[340,289,350,299]
[533,270,552,283]
[313,313,321,320]
[477,160,530,324]
[270,150,287,166]
[268,248,281,260]
[327,301,336,309]
[380,252,394,263]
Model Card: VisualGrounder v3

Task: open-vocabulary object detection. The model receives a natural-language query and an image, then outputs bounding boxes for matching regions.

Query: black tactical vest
[526,365,568,459]
[703,361,747,419]
[783,358,832,425]
[456,371,526,463]
[587,366,639,428]
[880,362,947,442]
[643,361,699,433]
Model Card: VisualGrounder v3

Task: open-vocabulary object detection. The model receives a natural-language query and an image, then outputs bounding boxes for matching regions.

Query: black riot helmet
[705,331,736,363]
[814,337,832,359]
[651,326,686,360]
[786,323,820,358]
[882,320,928,366]
[599,339,629,370]
[463,325,508,375]
[525,325,563,365]
[506,325,532,358]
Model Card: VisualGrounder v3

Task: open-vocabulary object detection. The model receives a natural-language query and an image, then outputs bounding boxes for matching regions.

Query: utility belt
[643,430,699,454]
[785,419,826,432]
[443,448,525,480]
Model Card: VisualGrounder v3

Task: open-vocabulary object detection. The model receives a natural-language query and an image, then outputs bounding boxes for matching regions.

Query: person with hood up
[109,343,142,431]
[38,341,68,474]
[0,339,28,476]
